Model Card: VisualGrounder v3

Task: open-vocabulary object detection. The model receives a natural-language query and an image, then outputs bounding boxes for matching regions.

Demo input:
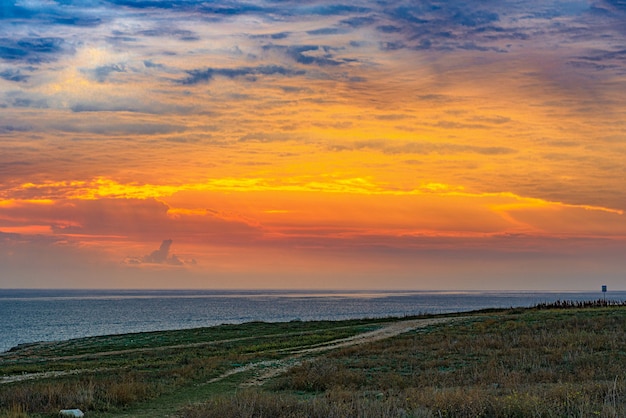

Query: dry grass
[264,307,626,417]
[180,388,433,418]
[0,404,29,418]
[0,318,390,416]
[3,306,626,417]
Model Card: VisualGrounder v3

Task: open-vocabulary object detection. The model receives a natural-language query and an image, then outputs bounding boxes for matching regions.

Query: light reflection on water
[1,289,622,353]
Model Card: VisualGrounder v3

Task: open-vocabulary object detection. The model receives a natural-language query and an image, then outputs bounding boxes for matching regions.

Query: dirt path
[1,316,463,417]
[2,319,442,386]
[109,316,463,418]
[210,316,463,388]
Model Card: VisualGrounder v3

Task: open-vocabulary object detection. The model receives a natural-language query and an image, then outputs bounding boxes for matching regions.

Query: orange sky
[1,0,625,289]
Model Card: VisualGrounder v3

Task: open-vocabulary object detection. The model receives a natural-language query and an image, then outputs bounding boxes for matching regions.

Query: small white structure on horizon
[59,409,84,417]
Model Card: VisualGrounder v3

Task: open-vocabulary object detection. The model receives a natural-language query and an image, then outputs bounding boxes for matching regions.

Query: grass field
[1,305,625,417]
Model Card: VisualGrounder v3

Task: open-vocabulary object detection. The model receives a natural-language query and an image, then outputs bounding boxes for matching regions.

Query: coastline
[1,289,622,353]
[1,304,625,417]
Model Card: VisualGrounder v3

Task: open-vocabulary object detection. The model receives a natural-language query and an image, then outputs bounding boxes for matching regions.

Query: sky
[1,0,625,290]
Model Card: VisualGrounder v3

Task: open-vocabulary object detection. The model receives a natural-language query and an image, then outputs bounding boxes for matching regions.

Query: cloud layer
[1,0,625,289]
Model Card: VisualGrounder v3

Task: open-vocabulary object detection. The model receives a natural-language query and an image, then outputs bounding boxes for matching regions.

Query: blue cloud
[92,64,127,82]
[377,25,403,33]
[12,97,48,108]
[307,28,344,36]
[0,125,31,134]
[1,0,103,26]
[0,3,35,19]
[0,37,67,63]
[298,4,371,16]
[139,28,199,41]
[340,15,377,28]
[181,65,305,85]
[0,45,28,61]
[264,44,346,66]
[52,16,103,27]
[0,69,29,82]
[451,10,499,27]
[106,0,185,9]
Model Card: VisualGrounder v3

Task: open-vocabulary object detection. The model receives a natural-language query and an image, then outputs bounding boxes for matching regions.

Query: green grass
[2,306,626,417]
[0,318,393,417]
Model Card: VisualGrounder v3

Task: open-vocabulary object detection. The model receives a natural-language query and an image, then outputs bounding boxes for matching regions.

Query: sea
[1,289,623,353]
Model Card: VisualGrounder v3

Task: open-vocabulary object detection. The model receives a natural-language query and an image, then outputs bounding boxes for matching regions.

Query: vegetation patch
[2,306,626,417]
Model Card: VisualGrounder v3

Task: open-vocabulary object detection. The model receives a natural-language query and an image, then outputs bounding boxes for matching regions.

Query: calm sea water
[1,289,623,353]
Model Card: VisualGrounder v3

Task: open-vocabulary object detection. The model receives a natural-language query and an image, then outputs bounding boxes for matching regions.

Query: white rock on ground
[59,409,84,417]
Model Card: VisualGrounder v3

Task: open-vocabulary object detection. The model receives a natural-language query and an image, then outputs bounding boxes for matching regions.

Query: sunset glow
[1,0,625,289]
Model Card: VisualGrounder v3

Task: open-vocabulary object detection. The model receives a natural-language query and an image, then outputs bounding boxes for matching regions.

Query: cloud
[0,2,35,19]
[89,63,127,82]
[297,4,371,16]
[180,65,305,85]
[126,238,191,266]
[263,44,346,66]
[340,15,377,28]
[138,28,199,41]
[594,0,626,13]
[49,119,186,134]
[0,194,262,246]
[329,140,517,156]
[0,125,32,134]
[0,69,29,82]
[0,37,69,63]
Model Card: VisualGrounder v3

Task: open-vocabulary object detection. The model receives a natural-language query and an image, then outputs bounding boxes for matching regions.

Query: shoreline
[2,289,621,354]
[2,304,626,417]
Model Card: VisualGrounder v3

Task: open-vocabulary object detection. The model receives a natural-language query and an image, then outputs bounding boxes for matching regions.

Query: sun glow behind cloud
[1,0,625,289]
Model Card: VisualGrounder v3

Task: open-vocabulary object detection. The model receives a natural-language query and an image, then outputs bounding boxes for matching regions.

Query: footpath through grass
[0,318,391,417]
[2,306,626,417]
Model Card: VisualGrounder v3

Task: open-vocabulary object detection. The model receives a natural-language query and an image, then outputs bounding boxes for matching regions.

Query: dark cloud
[0,45,28,61]
[593,0,626,13]
[457,42,507,53]
[105,0,279,16]
[17,37,64,53]
[575,49,626,62]
[388,5,430,25]
[181,64,305,85]
[199,3,270,15]
[269,32,291,39]
[143,60,165,69]
[51,119,186,134]
[128,239,187,265]
[91,64,127,82]
[373,2,520,53]
[451,10,499,27]
[0,125,32,134]
[138,28,199,41]
[307,27,345,36]
[12,97,48,108]
[106,0,186,10]
[298,4,371,16]
[470,25,530,41]
[0,37,67,63]
[340,15,377,28]
[263,44,346,66]
[0,3,35,19]
[379,41,406,51]
[0,0,104,26]
[377,25,403,33]
[51,15,103,27]
[0,69,29,82]
[330,140,516,156]
[70,103,139,113]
